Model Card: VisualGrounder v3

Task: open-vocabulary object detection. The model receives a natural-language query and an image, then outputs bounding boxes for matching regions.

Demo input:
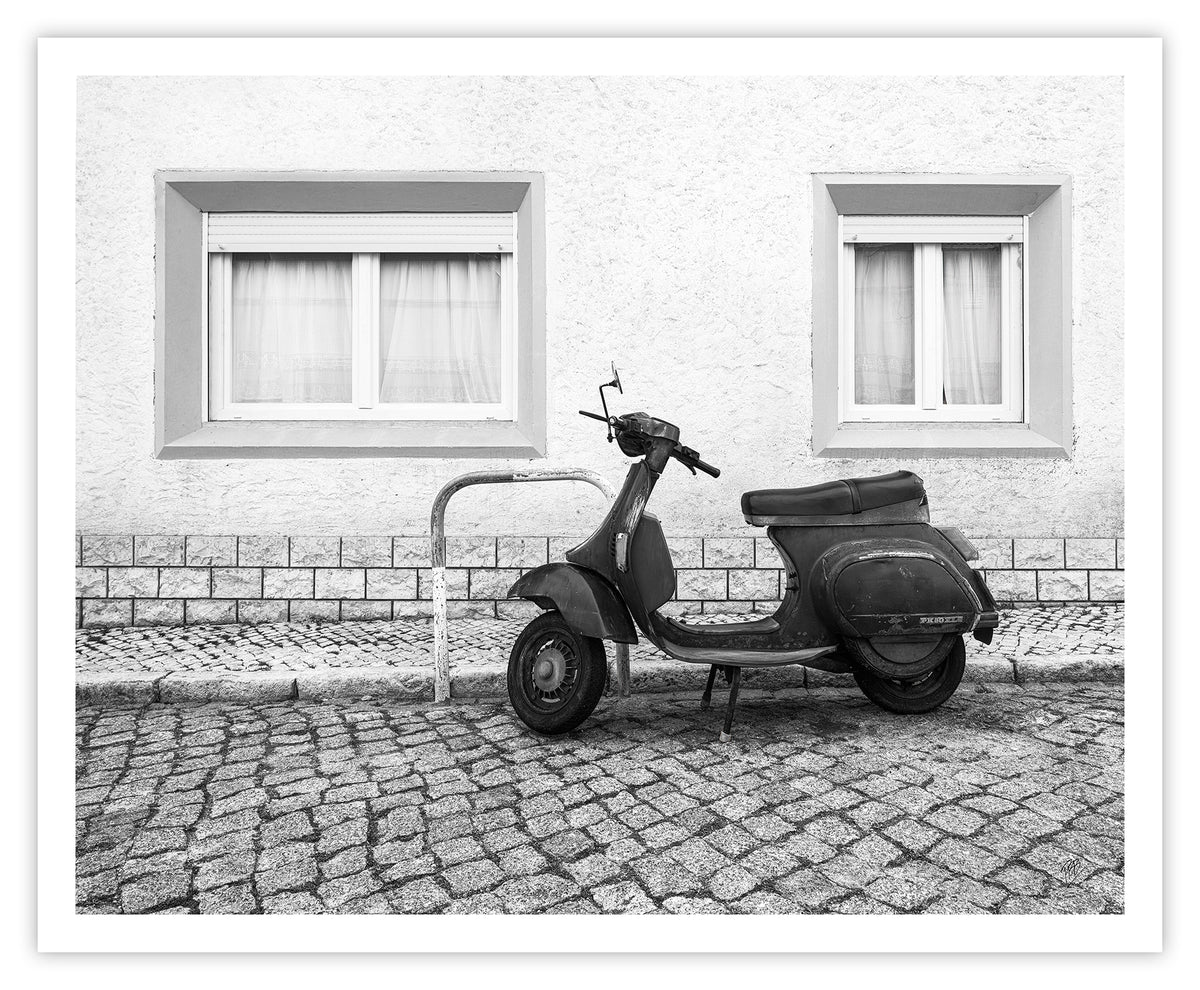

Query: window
[154,172,545,458]
[206,213,516,422]
[839,216,1024,424]
[811,175,1071,458]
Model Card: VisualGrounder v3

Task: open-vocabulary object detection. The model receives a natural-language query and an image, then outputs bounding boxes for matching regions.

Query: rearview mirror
[610,363,623,394]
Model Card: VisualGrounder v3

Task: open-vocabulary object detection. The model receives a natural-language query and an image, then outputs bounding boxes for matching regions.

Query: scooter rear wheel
[507,610,607,735]
[853,636,966,715]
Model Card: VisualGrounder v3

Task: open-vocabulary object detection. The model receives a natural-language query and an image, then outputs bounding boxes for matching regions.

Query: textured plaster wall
[76,75,1124,538]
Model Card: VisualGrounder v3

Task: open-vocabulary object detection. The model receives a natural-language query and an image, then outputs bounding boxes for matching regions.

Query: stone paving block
[77,672,161,705]
[469,569,523,600]
[238,600,289,624]
[185,600,237,624]
[185,536,237,566]
[497,537,548,568]
[984,570,1037,602]
[159,671,296,704]
[290,600,341,622]
[212,567,262,599]
[961,658,1017,684]
[341,537,393,568]
[119,869,191,913]
[134,600,185,626]
[366,568,417,600]
[754,537,783,569]
[392,537,431,568]
[666,538,703,569]
[262,891,326,914]
[341,601,392,621]
[82,599,132,628]
[1037,571,1089,602]
[393,601,435,620]
[727,569,779,601]
[107,567,159,599]
[1016,655,1123,684]
[1116,539,1124,569]
[973,538,1013,569]
[197,882,258,914]
[316,568,366,599]
[295,668,431,701]
[263,568,314,599]
[1014,538,1065,569]
[1065,539,1116,569]
[76,567,107,598]
[134,535,185,566]
[700,600,750,615]
[704,538,755,568]
[675,569,727,601]
[1089,571,1124,602]
[238,536,289,567]
[159,567,211,599]
[82,535,133,566]
[446,537,496,568]
[288,536,341,566]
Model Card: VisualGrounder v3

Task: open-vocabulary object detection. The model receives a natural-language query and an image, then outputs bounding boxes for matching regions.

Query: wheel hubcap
[532,647,567,693]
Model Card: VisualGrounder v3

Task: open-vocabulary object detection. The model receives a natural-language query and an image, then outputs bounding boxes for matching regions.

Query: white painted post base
[431,567,450,703]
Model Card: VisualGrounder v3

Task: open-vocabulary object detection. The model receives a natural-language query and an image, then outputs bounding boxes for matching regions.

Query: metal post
[613,642,631,698]
[430,469,617,703]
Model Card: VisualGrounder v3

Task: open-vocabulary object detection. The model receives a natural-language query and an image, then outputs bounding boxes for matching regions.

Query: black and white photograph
[27,28,1171,962]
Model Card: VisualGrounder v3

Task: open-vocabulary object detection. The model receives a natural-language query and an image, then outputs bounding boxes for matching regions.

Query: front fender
[508,563,637,644]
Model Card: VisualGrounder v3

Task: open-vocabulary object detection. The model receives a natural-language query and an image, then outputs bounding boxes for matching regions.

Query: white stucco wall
[76,74,1124,538]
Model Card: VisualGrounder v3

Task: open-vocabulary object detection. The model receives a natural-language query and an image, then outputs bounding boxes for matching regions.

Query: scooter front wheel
[853,636,966,715]
[506,610,607,735]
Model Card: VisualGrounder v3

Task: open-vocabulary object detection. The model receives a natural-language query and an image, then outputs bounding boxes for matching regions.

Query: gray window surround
[812,173,1072,459]
[154,170,546,459]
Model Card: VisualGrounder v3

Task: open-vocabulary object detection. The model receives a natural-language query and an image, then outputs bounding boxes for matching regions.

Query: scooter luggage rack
[429,469,629,704]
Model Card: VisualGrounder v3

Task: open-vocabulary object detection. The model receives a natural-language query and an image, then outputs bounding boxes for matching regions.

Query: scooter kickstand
[701,665,719,710]
[718,666,742,743]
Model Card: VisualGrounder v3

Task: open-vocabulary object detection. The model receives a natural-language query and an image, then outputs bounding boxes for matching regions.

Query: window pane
[230,254,352,403]
[854,245,914,404]
[942,245,1003,405]
[379,254,502,404]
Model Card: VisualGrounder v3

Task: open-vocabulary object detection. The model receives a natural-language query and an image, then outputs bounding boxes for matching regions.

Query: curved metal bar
[429,469,620,703]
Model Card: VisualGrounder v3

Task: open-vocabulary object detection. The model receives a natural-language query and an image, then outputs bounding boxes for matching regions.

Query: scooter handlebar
[676,446,721,478]
[578,409,609,423]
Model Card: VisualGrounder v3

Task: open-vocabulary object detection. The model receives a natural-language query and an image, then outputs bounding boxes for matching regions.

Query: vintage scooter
[506,368,1000,741]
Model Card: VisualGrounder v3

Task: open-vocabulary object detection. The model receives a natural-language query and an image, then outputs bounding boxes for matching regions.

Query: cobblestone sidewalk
[76,606,1124,705]
[76,682,1124,915]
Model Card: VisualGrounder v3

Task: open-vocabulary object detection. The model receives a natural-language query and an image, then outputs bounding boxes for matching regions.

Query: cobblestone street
[77,681,1124,915]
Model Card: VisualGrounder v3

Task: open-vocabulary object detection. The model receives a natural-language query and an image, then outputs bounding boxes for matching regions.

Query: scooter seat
[741,470,925,519]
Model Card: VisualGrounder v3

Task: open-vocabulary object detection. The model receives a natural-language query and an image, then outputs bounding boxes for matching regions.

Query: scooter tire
[853,636,966,715]
[507,610,607,736]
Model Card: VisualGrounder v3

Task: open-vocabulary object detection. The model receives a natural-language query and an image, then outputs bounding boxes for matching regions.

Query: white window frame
[837,215,1026,425]
[205,212,518,423]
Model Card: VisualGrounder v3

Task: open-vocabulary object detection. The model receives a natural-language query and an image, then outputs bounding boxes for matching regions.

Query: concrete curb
[77,653,1123,707]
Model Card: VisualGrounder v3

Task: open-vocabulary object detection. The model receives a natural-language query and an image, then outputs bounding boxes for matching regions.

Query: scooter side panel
[811,539,982,638]
[768,523,988,647]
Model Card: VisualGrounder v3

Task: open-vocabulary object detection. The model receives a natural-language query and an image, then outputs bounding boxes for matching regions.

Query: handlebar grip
[579,410,608,422]
[693,458,721,479]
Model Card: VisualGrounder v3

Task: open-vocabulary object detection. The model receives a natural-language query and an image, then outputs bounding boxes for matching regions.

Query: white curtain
[379,254,502,404]
[231,254,353,403]
[942,246,1004,404]
[854,245,915,404]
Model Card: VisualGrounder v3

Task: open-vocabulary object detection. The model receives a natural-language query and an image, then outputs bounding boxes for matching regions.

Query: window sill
[814,423,1069,459]
[157,419,545,459]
